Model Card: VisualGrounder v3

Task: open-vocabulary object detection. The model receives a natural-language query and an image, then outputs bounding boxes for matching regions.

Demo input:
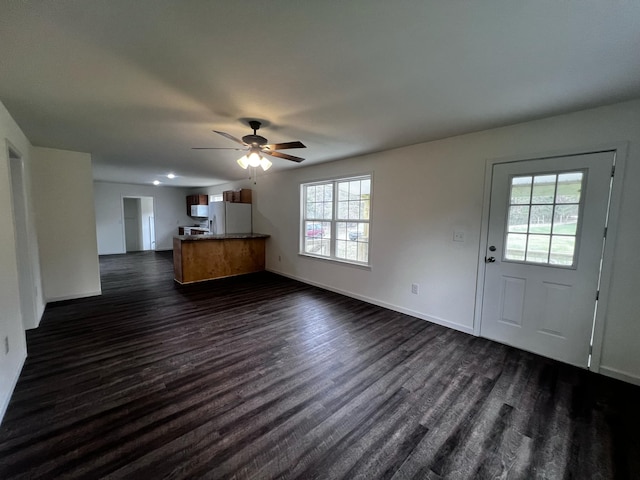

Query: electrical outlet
[453,231,465,242]
[411,283,419,295]
[4,336,8,355]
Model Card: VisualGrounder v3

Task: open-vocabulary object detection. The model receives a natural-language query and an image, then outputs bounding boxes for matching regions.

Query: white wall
[206,100,640,385]
[31,147,102,302]
[94,182,194,254]
[0,101,44,421]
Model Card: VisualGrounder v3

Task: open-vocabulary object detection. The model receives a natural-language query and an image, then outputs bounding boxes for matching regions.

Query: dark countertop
[175,233,270,241]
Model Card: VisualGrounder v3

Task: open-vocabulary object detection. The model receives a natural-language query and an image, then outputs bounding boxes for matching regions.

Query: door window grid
[504,171,584,267]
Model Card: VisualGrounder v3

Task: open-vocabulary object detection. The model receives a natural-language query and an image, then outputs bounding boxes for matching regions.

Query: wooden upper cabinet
[222,189,252,204]
[186,194,209,215]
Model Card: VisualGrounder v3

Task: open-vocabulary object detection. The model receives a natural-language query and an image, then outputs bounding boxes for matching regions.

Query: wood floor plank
[0,251,639,479]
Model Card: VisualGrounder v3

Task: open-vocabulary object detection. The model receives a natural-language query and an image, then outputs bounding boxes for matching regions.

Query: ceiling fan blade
[213,130,247,146]
[192,147,246,150]
[266,150,305,163]
[264,141,306,150]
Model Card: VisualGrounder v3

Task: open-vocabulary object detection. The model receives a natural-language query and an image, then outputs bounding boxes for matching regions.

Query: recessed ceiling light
[167,173,175,179]
[153,180,161,185]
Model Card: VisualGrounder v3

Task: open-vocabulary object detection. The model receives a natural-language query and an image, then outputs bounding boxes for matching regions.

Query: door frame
[473,142,628,372]
[120,195,157,253]
[6,140,40,331]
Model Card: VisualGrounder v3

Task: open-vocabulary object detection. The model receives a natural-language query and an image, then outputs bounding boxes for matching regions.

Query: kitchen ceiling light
[153,180,161,185]
[167,173,175,179]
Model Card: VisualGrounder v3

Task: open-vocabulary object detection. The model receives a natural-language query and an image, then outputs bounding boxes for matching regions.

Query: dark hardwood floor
[1,251,639,479]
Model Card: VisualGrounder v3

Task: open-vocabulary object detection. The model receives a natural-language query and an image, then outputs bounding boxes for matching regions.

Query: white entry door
[480,152,614,367]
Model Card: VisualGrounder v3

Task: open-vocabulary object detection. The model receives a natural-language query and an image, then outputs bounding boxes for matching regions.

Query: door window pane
[550,236,576,266]
[504,171,583,267]
[526,234,550,263]
[552,204,579,235]
[505,233,527,261]
[510,176,532,204]
[508,206,529,232]
[556,172,583,203]
[531,175,556,204]
[529,205,553,233]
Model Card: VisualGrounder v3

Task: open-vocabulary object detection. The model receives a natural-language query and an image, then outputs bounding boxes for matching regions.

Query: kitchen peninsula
[173,233,269,284]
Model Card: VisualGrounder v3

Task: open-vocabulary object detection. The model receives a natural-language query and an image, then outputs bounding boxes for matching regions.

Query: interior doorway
[8,145,37,330]
[123,196,155,252]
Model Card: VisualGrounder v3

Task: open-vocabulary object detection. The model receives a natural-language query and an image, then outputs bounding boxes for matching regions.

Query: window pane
[337,201,349,219]
[529,205,553,233]
[335,239,347,258]
[556,172,583,204]
[508,206,529,233]
[360,200,370,220]
[532,175,556,204]
[550,236,576,266]
[348,201,360,220]
[361,178,371,195]
[302,176,371,265]
[306,185,316,203]
[349,181,361,196]
[323,184,333,202]
[306,202,316,219]
[526,234,550,263]
[322,202,333,219]
[336,222,348,240]
[505,233,526,261]
[338,182,349,201]
[553,204,579,234]
[357,243,369,263]
[510,176,532,204]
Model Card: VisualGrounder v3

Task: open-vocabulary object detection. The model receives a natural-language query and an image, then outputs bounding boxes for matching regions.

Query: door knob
[485,256,496,263]
[489,245,496,252]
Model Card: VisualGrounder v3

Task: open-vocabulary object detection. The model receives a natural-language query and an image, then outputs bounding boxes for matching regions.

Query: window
[505,171,584,267]
[301,175,371,265]
[211,194,223,202]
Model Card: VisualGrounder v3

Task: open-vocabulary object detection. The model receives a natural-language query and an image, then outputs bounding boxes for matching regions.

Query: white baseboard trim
[267,268,474,336]
[598,366,640,387]
[0,351,27,426]
[46,290,102,303]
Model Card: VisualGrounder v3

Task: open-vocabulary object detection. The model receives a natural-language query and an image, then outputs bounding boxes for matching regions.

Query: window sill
[298,252,372,270]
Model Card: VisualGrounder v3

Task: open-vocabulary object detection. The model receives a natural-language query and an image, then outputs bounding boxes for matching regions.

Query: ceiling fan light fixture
[202,121,306,172]
[260,157,272,171]
[237,155,249,169]
[247,151,262,168]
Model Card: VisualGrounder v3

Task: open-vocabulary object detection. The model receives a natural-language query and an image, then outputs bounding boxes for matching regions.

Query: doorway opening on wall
[122,197,156,252]
[477,150,619,370]
[8,144,37,330]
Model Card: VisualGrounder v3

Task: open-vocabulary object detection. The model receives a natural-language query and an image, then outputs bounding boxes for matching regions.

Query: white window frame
[299,174,372,266]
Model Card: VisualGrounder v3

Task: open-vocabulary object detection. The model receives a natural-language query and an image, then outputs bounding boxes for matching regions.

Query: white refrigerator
[208,201,252,234]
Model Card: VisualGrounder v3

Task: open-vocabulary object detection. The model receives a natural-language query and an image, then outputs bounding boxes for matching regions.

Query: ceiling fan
[193,120,306,170]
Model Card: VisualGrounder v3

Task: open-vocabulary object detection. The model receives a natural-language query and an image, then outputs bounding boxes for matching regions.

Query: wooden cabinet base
[173,236,266,284]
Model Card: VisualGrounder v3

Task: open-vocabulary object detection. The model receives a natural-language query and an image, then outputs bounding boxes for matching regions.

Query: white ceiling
[1,1,639,187]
